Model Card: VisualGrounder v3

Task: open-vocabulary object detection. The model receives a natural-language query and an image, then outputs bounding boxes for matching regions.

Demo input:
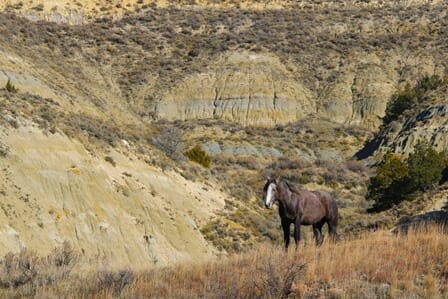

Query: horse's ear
[275,175,281,184]
[266,176,271,181]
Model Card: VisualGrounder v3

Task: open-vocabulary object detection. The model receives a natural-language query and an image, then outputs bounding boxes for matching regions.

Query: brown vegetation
[1,226,446,298]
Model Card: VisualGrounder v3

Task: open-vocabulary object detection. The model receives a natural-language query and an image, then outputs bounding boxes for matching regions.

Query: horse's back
[293,190,325,224]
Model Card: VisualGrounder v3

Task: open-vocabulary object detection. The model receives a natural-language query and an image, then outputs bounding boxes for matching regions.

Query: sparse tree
[383,75,444,124]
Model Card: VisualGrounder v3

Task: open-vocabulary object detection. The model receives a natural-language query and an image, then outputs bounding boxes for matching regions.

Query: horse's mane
[282,178,303,194]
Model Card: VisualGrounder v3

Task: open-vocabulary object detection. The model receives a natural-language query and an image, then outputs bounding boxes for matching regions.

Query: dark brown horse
[263,176,338,249]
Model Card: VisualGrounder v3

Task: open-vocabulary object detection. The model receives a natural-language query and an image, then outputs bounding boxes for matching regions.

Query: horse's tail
[327,194,338,241]
[328,195,338,226]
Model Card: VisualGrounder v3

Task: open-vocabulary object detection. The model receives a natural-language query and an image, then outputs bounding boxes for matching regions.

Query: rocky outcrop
[156,51,316,127]
[21,11,85,25]
[318,60,397,128]
[375,103,448,156]
[155,51,392,128]
[155,50,444,129]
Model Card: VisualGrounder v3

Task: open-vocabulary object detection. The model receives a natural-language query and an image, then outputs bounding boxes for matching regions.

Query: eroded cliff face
[156,51,316,127]
[375,103,448,156]
[318,62,397,129]
[0,123,226,268]
[155,50,443,129]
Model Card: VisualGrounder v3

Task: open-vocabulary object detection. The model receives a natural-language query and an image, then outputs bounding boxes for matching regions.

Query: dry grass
[1,225,446,298]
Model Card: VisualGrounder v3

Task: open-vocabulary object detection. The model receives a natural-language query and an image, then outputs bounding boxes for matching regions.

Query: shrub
[407,141,447,191]
[5,79,18,93]
[383,85,415,124]
[0,143,9,157]
[0,242,78,293]
[367,151,409,205]
[368,143,447,208]
[252,256,305,299]
[345,159,367,173]
[185,144,211,168]
[96,269,134,296]
[104,155,116,167]
[0,250,38,289]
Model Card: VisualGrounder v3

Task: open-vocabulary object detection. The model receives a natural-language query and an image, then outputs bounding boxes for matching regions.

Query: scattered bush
[5,79,18,93]
[0,143,9,157]
[345,159,368,173]
[96,269,134,296]
[32,4,44,11]
[0,250,38,289]
[367,151,409,204]
[185,144,211,168]
[368,143,447,208]
[407,142,447,191]
[0,242,78,295]
[49,241,79,270]
[383,75,444,124]
[104,155,116,167]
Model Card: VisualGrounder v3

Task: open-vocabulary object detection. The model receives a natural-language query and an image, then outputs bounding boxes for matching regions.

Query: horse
[263,176,338,249]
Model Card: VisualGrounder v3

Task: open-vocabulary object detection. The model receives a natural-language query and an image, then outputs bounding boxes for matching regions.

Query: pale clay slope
[0,18,443,130]
[2,1,444,26]
[0,123,226,268]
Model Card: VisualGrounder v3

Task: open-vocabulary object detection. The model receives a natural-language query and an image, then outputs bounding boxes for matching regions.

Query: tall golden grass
[1,225,447,298]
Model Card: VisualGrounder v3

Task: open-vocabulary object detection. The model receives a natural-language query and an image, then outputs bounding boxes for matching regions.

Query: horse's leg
[293,218,301,250]
[282,219,291,249]
[313,222,324,246]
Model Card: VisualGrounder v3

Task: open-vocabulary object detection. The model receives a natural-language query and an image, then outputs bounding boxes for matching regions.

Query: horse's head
[263,176,281,209]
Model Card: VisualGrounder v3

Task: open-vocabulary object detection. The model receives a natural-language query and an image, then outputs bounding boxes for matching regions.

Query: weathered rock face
[376,103,448,156]
[318,54,400,128]
[0,123,226,268]
[155,50,443,129]
[155,51,316,127]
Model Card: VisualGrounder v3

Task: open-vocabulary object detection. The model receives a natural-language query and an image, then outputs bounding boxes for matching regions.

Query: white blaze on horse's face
[265,183,277,209]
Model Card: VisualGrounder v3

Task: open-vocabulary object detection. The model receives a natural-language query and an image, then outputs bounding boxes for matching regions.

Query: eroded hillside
[0,1,448,268]
[1,3,448,128]
[0,117,228,268]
